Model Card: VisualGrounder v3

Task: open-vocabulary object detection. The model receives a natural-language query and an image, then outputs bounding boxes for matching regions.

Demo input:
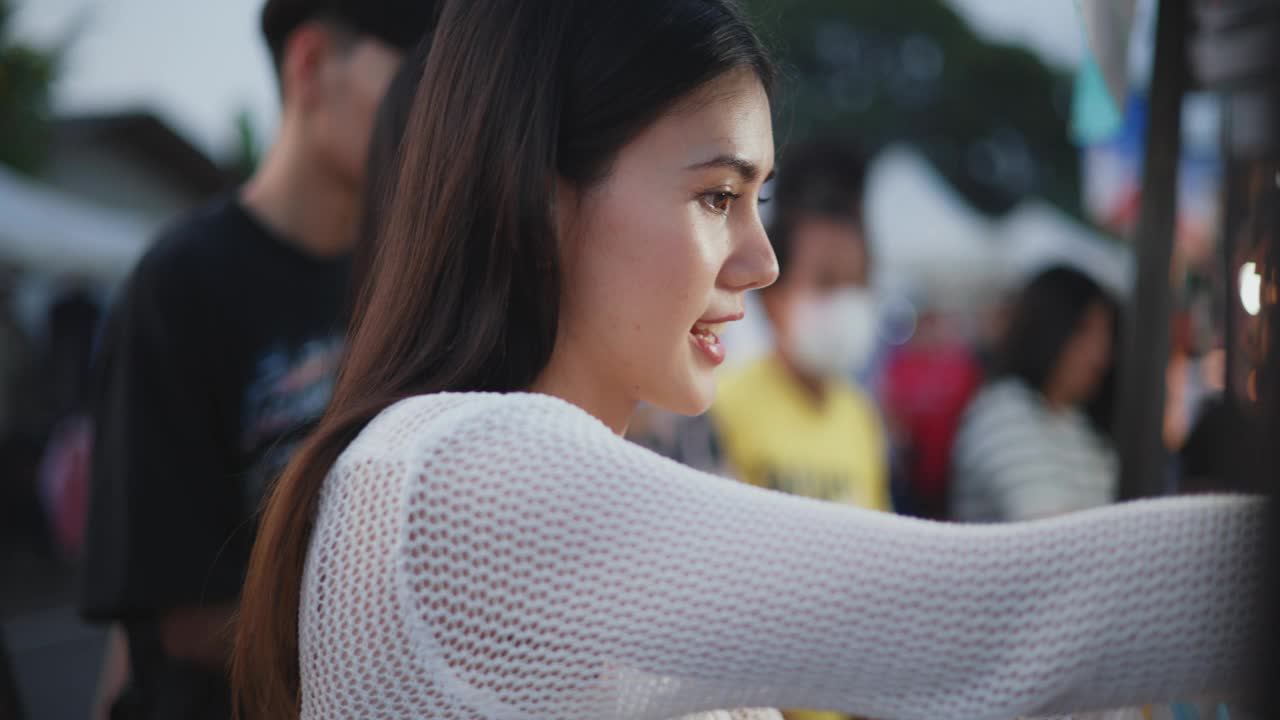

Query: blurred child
[712,141,890,516]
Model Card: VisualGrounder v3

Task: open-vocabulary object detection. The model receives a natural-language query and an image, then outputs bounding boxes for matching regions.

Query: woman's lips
[690,312,740,366]
[690,323,726,365]
[699,312,744,325]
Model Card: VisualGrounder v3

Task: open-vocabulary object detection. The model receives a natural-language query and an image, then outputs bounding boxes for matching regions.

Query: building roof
[54,111,232,198]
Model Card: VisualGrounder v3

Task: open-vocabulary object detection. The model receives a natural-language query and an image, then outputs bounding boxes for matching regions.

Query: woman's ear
[554,178,585,271]
[554,178,577,236]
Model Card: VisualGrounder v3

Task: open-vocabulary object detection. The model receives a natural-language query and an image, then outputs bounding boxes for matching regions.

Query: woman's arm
[394,394,1264,720]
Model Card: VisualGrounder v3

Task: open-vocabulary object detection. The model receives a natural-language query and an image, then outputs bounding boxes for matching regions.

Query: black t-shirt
[80,196,349,717]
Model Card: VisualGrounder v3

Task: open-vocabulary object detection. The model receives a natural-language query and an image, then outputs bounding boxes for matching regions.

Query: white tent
[0,164,152,282]
[865,146,1007,306]
[865,145,1131,305]
[1000,200,1133,298]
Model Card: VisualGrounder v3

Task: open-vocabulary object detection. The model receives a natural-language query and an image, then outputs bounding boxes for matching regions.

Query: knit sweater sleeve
[300,393,1264,720]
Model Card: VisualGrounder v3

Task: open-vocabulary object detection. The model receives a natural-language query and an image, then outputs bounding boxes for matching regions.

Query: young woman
[950,266,1121,523]
[232,2,1264,719]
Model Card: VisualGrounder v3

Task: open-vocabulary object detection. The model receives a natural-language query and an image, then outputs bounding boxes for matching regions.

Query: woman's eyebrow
[685,154,763,183]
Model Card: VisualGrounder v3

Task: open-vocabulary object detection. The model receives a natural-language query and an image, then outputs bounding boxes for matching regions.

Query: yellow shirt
[712,356,890,511]
[712,357,889,720]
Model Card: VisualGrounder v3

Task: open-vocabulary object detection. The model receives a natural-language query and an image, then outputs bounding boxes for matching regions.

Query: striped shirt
[950,378,1117,523]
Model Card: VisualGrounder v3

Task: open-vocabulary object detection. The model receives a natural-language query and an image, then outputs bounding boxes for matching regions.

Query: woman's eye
[702,191,739,215]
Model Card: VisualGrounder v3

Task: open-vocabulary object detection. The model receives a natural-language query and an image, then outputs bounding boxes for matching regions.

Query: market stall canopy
[0,164,151,281]
[866,146,1129,305]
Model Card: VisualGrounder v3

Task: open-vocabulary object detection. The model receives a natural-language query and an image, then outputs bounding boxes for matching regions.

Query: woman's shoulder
[348,391,612,463]
[975,376,1036,402]
[965,378,1040,420]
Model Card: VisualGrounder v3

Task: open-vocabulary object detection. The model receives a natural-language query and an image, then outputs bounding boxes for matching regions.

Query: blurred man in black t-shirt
[80,3,436,717]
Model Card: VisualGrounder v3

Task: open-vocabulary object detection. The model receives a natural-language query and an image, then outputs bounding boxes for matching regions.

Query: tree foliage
[0,0,59,175]
[745,0,1081,217]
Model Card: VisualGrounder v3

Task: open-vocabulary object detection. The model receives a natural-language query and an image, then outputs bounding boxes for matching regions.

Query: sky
[10,0,1089,163]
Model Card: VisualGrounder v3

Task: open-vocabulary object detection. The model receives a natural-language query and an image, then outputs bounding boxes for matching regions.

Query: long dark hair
[997,265,1120,433]
[231,1,773,717]
[348,35,432,310]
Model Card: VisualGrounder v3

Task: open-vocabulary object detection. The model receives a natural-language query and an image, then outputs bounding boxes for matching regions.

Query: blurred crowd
[621,123,1255,720]
[631,136,1245,537]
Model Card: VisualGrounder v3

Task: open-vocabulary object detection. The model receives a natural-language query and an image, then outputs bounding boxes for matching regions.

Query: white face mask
[784,288,879,378]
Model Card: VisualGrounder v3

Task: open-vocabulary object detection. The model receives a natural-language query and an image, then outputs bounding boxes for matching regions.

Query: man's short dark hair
[765,138,871,283]
[260,0,440,70]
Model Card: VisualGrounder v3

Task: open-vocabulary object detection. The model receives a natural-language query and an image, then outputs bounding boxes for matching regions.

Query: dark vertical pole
[1219,101,1238,409]
[1116,0,1189,500]
[0,628,24,720]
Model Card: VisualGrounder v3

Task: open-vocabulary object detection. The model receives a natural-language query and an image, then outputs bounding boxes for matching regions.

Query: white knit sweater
[298,392,1264,720]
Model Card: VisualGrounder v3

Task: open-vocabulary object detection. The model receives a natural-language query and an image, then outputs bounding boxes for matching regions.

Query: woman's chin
[660,373,717,417]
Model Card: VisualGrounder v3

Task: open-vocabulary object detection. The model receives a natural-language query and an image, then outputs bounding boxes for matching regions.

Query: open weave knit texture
[298,393,1264,720]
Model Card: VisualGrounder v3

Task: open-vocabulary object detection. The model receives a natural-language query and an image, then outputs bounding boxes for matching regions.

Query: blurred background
[1,0,1273,718]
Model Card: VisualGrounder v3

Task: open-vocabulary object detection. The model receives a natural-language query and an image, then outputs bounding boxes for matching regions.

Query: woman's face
[545,70,777,427]
[1050,300,1115,407]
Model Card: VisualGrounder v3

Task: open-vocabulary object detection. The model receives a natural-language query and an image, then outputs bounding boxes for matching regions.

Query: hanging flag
[1077,0,1138,109]
[1070,0,1139,146]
